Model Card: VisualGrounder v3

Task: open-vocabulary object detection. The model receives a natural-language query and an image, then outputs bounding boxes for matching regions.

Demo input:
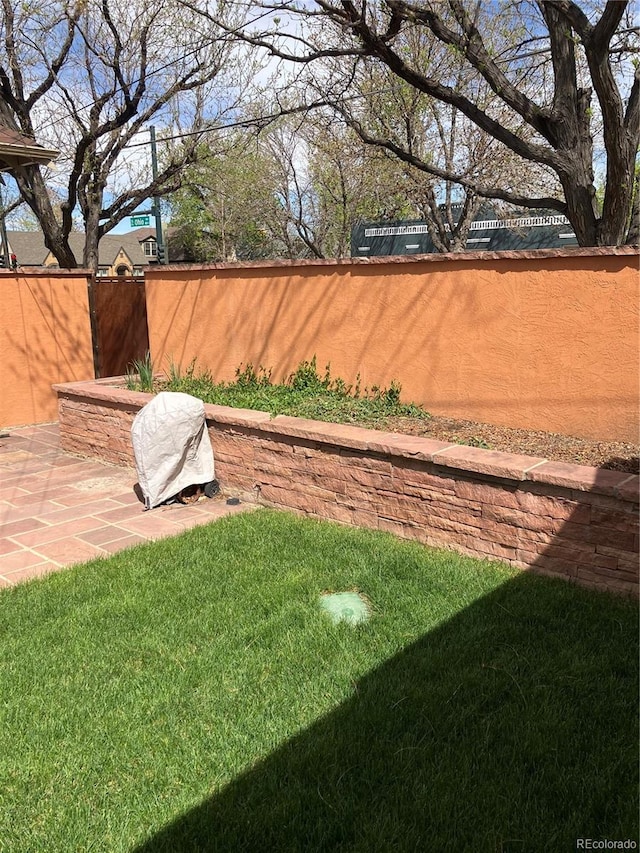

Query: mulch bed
[381,414,639,474]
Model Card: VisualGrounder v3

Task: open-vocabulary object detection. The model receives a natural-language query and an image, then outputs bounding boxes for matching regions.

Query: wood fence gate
[88,276,150,378]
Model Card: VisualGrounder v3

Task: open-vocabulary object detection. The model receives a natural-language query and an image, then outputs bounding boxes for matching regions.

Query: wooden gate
[88,276,150,378]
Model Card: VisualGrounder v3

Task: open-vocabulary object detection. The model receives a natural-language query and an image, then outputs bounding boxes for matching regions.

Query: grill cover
[131,391,215,509]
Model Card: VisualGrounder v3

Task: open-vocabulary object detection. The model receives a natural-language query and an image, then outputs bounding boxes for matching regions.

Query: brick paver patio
[0,423,254,587]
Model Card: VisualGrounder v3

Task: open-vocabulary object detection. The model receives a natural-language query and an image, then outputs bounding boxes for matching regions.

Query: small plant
[234,363,272,388]
[331,376,353,397]
[468,436,491,449]
[125,350,154,392]
[453,435,491,449]
[165,356,203,385]
[287,356,330,392]
[354,373,361,398]
[166,355,184,384]
[162,357,213,398]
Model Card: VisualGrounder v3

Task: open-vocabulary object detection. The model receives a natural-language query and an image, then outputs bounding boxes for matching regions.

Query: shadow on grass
[133,572,638,853]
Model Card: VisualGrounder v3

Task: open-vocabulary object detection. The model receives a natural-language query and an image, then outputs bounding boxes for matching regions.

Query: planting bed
[381,414,639,473]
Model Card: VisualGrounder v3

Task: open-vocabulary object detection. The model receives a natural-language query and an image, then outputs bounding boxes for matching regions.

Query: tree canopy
[196,0,639,247]
[169,118,426,261]
[0,0,255,267]
[2,0,638,262]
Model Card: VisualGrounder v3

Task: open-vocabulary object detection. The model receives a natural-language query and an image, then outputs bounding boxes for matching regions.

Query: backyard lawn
[0,509,637,852]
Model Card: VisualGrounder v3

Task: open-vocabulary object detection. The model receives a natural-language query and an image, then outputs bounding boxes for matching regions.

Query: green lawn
[0,509,637,852]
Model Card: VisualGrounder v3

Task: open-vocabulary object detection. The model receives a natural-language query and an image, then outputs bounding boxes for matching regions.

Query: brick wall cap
[431,445,547,480]
[528,461,635,496]
[366,434,456,459]
[53,379,153,409]
[223,413,457,460]
[615,475,639,503]
[204,403,272,427]
[259,416,379,448]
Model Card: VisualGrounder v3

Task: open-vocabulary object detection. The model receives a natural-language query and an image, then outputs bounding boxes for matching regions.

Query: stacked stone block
[54,380,639,595]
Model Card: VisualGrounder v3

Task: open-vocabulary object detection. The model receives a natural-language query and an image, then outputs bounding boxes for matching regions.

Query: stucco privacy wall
[0,271,94,428]
[144,247,639,442]
[54,380,639,596]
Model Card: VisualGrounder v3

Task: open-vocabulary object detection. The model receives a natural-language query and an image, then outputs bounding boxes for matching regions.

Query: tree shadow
[519,459,639,594]
[599,456,639,475]
[132,568,638,852]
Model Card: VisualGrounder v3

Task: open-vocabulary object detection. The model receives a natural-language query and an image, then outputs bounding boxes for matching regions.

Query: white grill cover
[131,392,215,509]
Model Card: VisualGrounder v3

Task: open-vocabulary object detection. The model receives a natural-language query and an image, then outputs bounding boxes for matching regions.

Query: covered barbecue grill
[131,391,215,510]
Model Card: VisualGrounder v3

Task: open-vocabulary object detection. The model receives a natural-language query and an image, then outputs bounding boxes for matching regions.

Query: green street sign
[130,215,150,227]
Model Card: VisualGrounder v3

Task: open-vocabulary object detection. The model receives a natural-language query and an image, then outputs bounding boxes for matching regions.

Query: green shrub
[127,355,431,427]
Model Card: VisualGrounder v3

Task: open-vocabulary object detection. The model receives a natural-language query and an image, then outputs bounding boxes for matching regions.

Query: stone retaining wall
[54,379,639,596]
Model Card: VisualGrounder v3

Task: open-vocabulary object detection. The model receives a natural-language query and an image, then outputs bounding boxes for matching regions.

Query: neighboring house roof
[6,230,148,268]
[129,225,192,262]
[0,126,59,171]
[351,207,579,257]
[7,225,187,267]
[5,231,50,265]
[129,227,157,241]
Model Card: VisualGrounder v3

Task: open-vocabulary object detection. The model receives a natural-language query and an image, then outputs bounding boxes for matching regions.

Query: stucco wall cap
[144,244,639,275]
[1,268,93,278]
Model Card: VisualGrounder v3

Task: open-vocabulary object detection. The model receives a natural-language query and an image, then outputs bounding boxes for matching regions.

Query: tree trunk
[598,134,637,245]
[559,170,599,247]
[12,165,78,267]
[83,202,102,272]
[625,173,639,244]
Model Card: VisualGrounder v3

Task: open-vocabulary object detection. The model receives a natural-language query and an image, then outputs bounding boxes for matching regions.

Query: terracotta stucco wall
[0,271,95,428]
[144,247,639,442]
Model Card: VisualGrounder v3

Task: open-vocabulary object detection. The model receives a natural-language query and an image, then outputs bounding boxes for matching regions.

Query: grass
[125,355,431,426]
[0,509,637,852]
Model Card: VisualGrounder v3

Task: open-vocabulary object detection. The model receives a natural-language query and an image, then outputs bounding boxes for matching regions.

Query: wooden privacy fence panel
[88,277,149,378]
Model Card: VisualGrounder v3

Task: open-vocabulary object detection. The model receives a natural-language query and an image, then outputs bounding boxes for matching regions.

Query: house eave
[0,143,59,170]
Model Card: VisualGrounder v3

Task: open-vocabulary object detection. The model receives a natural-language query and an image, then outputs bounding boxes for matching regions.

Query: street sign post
[130,215,150,227]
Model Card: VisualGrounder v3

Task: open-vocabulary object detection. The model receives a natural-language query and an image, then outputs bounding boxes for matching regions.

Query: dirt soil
[382,414,639,474]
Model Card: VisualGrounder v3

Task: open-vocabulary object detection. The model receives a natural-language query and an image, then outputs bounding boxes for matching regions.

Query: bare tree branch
[195,0,636,246]
[0,0,244,268]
